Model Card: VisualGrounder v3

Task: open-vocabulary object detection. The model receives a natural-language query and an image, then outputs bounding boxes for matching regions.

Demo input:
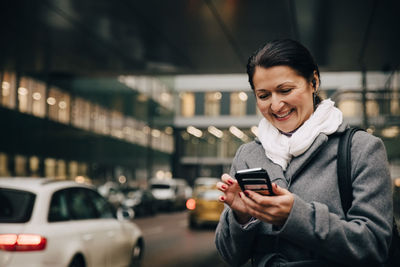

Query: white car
[0,178,144,267]
[149,178,178,211]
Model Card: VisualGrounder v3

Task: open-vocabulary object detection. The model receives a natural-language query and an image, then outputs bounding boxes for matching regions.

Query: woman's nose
[270,95,284,112]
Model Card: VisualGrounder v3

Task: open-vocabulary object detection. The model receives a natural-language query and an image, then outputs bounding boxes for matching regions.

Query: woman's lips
[273,109,293,121]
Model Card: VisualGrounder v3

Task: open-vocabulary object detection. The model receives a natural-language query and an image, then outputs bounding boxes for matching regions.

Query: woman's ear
[312,71,319,91]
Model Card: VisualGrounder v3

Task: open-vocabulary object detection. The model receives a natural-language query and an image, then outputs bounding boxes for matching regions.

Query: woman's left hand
[240,183,294,226]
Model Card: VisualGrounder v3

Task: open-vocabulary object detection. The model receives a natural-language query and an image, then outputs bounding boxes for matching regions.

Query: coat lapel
[285,134,329,184]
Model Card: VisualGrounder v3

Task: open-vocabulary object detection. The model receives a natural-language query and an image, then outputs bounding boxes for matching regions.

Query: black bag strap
[337,127,400,265]
[337,127,363,215]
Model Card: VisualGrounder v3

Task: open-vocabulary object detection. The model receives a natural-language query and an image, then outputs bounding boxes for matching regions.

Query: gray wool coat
[215,124,393,266]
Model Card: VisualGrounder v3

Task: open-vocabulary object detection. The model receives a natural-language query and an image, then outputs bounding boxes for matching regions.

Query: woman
[215,39,393,266]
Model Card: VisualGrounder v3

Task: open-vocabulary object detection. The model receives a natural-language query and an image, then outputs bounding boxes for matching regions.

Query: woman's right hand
[217,173,252,224]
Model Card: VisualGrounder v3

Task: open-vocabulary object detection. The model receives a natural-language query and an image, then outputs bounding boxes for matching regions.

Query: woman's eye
[258,94,270,99]
[280,88,292,94]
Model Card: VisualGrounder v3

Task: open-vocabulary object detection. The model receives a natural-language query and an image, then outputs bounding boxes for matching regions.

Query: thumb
[271,183,289,196]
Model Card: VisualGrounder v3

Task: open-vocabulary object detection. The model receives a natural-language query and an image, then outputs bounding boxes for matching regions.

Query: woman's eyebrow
[276,82,295,88]
[254,88,269,92]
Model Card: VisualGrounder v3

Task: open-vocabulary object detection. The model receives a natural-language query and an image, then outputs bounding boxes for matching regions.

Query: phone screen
[235,168,274,196]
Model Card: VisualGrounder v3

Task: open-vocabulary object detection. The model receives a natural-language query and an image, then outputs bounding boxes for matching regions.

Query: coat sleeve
[214,144,262,266]
[276,131,393,265]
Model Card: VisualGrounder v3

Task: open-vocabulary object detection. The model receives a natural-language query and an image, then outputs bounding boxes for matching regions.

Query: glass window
[44,158,56,178]
[110,110,124,139]
[1,71,17,109]
[338,99,362,117]
[205,92,221,116]
[48,87,70,124]
[0,153,9,176]
[0,188,35,223]
[31,80,46,118]
[180,92,195,117]
[18,77,33,114]
[92,104,110,135]
[134,121,149,147]
[367,99,379,117]
[15,155,27,176]
[29,156,40,177]
[68,161,79,179]
[89,190,115,219]
[71,97,91,130]
[68,188,98,220]
[48,189,70,222]
[230,92,248,116]
[56,160,67,179]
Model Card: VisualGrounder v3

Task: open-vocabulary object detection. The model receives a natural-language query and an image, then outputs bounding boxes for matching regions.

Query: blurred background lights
[151,129,161,138]
[164,126,173,135]
[58,101,67,109]
[187,126,203,138]
[118,175,127,184]
[2,82,10,96]
[32,92,41,100]
[229,126,249,141]
[214,92,222,100]
[18,87,28,96]
[75,176,85,183]
[381,126,400,138]
[46,97,56,105]
[238,91,248,101]
[207,126,223,138]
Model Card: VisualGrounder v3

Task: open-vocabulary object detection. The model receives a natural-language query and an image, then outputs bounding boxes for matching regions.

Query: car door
[67,188,108,267]
[88,190,133,267]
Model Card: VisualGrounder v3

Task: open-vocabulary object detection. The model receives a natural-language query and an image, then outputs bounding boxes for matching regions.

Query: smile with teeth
[273,109,293,119]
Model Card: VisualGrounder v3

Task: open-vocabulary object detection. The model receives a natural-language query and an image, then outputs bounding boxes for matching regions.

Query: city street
[134,211,230,267]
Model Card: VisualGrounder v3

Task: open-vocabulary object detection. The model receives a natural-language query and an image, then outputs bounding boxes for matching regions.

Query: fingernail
[274,183,278,189]
[222,184,227,190]
[227,179,234,185]
[244,191,250,196]
[220,196,226,201]
[238,192,242,198]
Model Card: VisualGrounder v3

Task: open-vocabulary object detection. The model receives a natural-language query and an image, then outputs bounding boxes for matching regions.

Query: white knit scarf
[257,99,343,170]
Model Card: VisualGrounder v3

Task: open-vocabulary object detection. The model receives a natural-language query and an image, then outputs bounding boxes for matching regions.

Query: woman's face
[253,65,316,133]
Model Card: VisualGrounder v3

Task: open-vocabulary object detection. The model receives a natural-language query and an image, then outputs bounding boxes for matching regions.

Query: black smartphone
[235,167,275,196]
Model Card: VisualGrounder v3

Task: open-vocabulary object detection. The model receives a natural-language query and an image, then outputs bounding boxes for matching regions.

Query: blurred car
[149,178,179,211]
[174,179,191,210]
[97,181,125,209]
[121,187,158,217]
[0,177,144,267]
[186,177,225,229]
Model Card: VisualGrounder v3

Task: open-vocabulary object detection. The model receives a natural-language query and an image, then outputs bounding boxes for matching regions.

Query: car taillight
[186,198,196,210]
[0,234,47,251]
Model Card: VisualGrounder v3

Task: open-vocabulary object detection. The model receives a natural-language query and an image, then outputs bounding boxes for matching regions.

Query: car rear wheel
[69,255,85,267]
[129,239,144,267]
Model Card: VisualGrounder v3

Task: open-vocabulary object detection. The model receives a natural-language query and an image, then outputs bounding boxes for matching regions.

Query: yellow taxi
[186,177,225,229]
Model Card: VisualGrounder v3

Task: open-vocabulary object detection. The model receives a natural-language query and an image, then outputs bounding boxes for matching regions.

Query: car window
[196,189,221,200]
[88,190,115,219]
[0,188,35,223]
[48,189,70,222]
[151,184,170,189]
[68,188,99,220]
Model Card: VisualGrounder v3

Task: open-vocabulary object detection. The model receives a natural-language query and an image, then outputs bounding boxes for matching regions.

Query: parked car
[149,178,178,211]
[0,177,144,267]
[121,187,158,217]
[186,177,225,229]
[174,179,191,210]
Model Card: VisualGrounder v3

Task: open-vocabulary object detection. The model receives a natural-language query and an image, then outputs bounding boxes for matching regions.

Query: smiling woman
[215,39,394,266]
